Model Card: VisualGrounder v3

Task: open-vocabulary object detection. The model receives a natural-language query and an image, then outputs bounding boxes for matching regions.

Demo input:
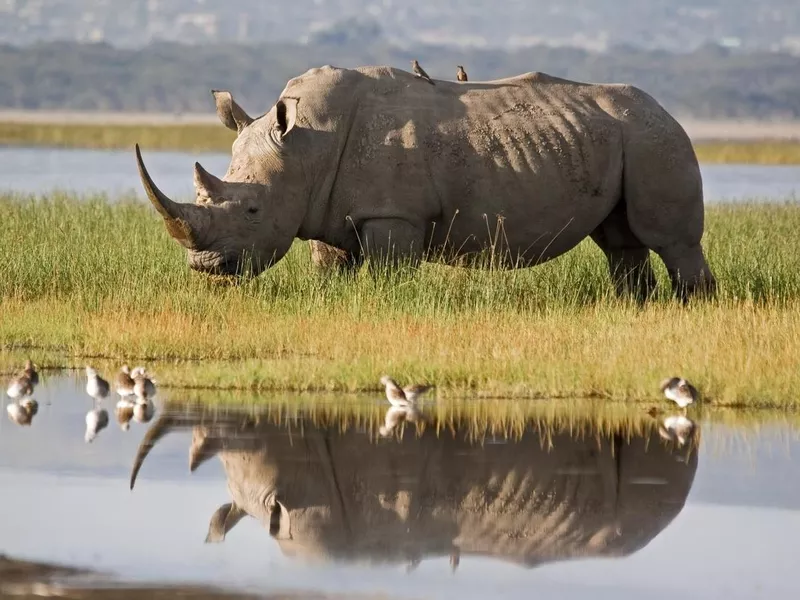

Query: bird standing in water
[6,359,38,399]
[132,367,157,400]
[85,366,110,402]
[660,377,698,409]
[456,65,468,82]
[379,375,433,408]
[411,60,435,85]
[115,365,136,399]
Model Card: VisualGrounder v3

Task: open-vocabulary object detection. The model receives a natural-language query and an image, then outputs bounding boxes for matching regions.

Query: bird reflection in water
[6,398,39,426]
[658,413,697,448]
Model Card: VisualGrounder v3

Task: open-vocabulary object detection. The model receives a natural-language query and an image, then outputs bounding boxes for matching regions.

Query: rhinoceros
[136,66,716,300]
[129,406,698,569]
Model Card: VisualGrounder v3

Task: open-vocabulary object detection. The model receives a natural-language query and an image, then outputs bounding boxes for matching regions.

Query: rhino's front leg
[308,240,361,274]
[360,218,425,271]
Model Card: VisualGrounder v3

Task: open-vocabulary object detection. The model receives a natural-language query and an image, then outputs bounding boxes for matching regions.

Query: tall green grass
[2,193,800,406]
[0,122,234,152]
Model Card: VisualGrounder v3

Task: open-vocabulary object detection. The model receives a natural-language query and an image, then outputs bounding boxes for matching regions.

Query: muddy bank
[0,556,374,600]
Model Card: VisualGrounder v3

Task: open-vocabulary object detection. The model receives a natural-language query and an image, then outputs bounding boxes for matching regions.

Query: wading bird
[379,375,433,408]
[85,366,110,402]
[660,377,698,409]
[6,359,38,399]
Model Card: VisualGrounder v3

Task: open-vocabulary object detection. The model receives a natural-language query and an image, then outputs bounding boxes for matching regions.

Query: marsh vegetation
[1,194,800,407]
[2,121,800,164]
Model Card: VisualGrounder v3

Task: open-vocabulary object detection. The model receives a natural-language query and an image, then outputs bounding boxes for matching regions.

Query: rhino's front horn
[135,144,209,249]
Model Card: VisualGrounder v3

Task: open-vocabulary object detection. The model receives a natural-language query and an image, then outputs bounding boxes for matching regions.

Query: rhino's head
[129,409,298,544]
[136,91,305,277]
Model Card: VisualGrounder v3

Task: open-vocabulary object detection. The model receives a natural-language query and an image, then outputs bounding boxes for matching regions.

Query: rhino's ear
[205,502,247,543]
[275,97,299,139]
[212,90,254,134]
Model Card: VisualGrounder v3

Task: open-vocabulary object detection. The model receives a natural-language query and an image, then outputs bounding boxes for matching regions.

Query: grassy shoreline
[2,121,800,164]
[3,194,800,407]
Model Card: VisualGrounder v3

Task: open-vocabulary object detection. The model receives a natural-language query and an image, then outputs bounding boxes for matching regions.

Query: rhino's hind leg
[654,243,717,302]
[619,117,716,302]
[591,203,656,302]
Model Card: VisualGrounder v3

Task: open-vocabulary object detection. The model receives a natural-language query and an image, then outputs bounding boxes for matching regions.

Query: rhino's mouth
[188,249,268,278]
[188,251,242,277]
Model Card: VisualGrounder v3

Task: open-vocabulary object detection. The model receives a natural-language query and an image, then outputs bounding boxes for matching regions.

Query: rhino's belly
[426,115,624,266]
[427,179,620,268]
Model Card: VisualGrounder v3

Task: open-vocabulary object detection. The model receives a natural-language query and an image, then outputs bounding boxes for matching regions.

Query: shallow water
[1,374,799,598]
[1,147,799,202]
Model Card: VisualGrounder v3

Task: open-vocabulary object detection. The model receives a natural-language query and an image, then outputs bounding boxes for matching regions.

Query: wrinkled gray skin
[129,408,698,568]
[136,66,716,300]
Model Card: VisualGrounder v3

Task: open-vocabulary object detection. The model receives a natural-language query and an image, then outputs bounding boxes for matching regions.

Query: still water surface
[1,373,799,598]
[1,147,800,202]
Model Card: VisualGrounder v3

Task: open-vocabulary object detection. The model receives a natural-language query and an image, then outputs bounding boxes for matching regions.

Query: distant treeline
[1,40,799,119]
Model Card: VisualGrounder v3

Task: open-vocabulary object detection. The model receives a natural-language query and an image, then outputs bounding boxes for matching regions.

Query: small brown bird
[85,366,110,402]
[660,377,698,408]
[115,365,136,399]
[456,65,468,82]
[23,360,39,387]
[379,375,433,407]
[6,359,38,399]
[131,367,157,400]
[411,60,435,85]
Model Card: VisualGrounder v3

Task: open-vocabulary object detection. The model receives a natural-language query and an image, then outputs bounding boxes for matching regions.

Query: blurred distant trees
[0,40,798,119]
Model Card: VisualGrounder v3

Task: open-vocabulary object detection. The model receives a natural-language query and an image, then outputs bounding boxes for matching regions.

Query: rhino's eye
[247,207,259,214]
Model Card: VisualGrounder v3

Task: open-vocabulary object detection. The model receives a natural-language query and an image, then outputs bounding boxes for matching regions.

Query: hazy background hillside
[1,0,799,118]
[4,0,800,52]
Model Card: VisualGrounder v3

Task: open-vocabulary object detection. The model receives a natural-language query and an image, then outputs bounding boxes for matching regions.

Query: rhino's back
[283,65,658,129]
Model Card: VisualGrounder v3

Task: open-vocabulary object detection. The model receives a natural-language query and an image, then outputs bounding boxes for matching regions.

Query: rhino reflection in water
[129,407,698,570]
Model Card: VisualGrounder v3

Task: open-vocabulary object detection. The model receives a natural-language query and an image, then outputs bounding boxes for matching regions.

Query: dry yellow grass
[694,140,800,165]
[2,298,799,407]
[2,195,800,407]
